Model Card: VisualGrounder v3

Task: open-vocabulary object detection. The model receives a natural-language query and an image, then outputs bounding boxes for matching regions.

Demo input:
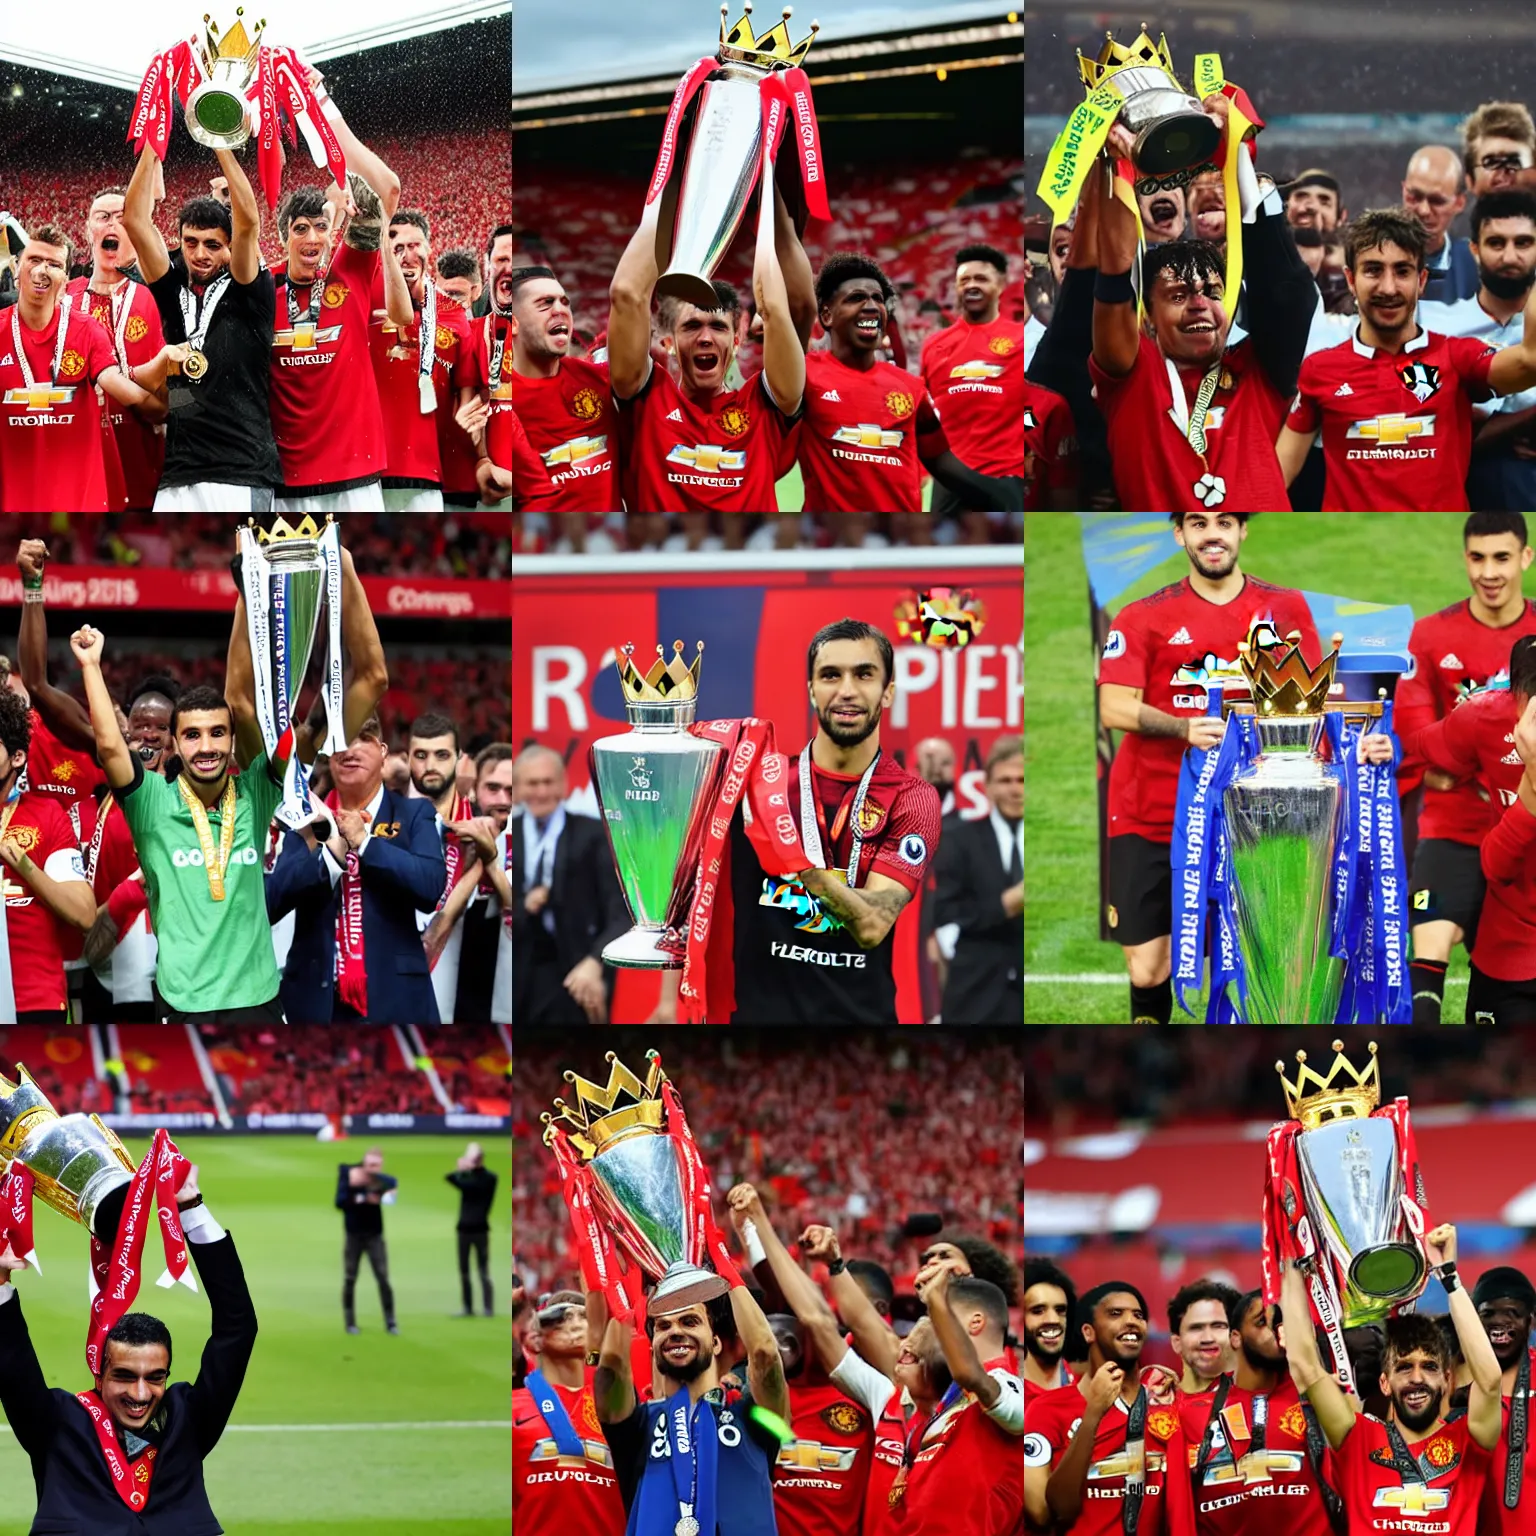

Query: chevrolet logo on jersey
[528,1435,614,1469]
[832,424,904,448]
[1346,413,1435,445]
[1373,1486,1450,1514]
[4,385,75,409]
[666,444,747,473]
[776,1440,858,1472]
[1088,1449,1165,1479]
[949,360,1003,380]
[543,435,609,466]
[1199,1448,1305,1485]
[273,323,344,350]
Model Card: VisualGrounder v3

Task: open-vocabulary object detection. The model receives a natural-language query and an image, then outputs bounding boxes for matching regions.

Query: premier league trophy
[542,1050,730,1316]
[1262,1041,1430,1392]
[183,10,266,149]
[650,6,829,308]
[235,516,346,829]
[0,1063,136,1256]
[590,642,726,969]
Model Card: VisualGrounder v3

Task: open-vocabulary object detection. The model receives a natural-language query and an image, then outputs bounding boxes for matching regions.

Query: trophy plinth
[590,643,725,971]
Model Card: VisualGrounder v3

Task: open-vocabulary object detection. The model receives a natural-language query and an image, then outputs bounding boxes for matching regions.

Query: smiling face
[88,194,136,275]
[1147,265,1228,366]
[1174,511,1248,579]
[1287,183,1342,232]
[1465,531,1533,612]
[1478,1295,1534,1368]
[652,1304,721,1385]
[99,1340,169,1434]
[331,730,385,803]
[1347,239,1428,340]
[821,274,889,358]
[986,753,1023,819]
[127,694,173,772]
[1024,1282,1069,1366]
[18,240,68,312]
[670,302,736,396]
[175,708,233,785]
[809,637,895,752]
[1382,1347,1445,1431]
[510,276,572,362]
[1086,1292,1147,1366]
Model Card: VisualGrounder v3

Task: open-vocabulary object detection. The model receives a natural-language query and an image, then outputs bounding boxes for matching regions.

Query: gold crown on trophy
[719,3,819,69]
[198,8,266,69]
[1077,27,1180,90]
[616,640,704,704]
[541,1051,668,1158]
[1238,623,1343,717]
[249,513,329,544]
[0,1064,56,1165]
[1276,1039,1382,1130]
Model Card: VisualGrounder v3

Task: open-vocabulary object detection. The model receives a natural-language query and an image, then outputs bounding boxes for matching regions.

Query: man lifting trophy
[0,1063,257,1530]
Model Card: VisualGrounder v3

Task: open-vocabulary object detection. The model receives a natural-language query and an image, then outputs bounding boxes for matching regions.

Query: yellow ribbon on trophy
[1192,53,1262,320]
[176,776,238,902]
[1036,78,1125,224]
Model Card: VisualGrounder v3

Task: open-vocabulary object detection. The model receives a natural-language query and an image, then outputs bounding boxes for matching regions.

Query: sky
[513,0,1007,94]
[0,0,509,90]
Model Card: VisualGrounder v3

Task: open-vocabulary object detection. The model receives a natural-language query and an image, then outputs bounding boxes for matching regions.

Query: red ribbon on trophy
[85,1128,195,1377]
[0,1163,39,1273]
[546,1118,641,1323]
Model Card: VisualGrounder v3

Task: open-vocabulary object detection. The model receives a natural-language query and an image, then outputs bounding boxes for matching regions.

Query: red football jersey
[1100,576,1320,841]
[863,1394,907,1536]
[618,364,798,512]
[508,409,558,509]
[900,1361,1023,1536]
[1404,689,1531,979]
[796,350,947,513]
[1288,328,1497,511]
[26,711,106,848]
[511,1377,624,1535]
[2,790,88,1013]
[86,792,140,905]
[918,315,1025,475]
[1397,600,1536,844]
[366,276,475,485]
[1091,334,1291,513]
[67,277,166,510]
[268,245,387,492]
[771,1376,879,1536]
[1025,379,1078,509]
[1335,1412,1491,1536]
[0,303,118,513]
[511,355,619,511]
[1025,1363,1077,1412]
[438,315,498,498]
[1024,1380,1180,1536]
[1482,1353,1536,1536]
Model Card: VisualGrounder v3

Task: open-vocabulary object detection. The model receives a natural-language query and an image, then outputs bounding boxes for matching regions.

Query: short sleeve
[827,1346,895,1419]
[115,753,169,834]
[1452,334,1498,399]
[1099,599,1150,690]
[984,1369,1025,1435]
[80,316,118,385]
[870,777,943,892]
[1397,618,1436,717]
[1023,1401,1061,1465]
[914,391,949,461]
[1286,361,1322,434]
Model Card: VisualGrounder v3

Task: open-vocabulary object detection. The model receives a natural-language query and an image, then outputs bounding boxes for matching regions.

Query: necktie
[1006,825,1022,885]
[534,818,556,935]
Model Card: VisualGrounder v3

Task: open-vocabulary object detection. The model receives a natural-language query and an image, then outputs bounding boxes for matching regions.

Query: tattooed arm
[797,869,913,950]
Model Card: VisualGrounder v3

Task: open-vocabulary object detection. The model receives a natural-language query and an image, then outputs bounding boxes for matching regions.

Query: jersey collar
[1351,323,1430,358]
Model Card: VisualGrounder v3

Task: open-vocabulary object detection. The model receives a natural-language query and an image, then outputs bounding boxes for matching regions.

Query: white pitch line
[1026,973,1468,987]
[0,1420,508,1435]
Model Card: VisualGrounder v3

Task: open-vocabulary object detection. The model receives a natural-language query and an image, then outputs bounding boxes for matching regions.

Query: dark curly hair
[103,1311,172,1371]
[934,1234,1020,1307]
[0,686,32,763]
[814,250,896,312]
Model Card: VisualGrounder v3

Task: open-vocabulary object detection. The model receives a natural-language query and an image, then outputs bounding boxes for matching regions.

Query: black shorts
[1410,837,1486,945]
[1466,964,1536,1025]
[154,985,286,1026]
[1106,834,1172,948]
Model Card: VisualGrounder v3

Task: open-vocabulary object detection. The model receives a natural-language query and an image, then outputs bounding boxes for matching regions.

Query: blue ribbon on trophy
[1171,622,1410,1024]
[236,515,346,827]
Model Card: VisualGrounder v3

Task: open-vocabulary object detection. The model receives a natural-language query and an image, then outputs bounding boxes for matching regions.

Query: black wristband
[1437,1260,1460,1292]
[1094,268,1135,305]
[826,1257,846,1277]
[177,1194,204,1211]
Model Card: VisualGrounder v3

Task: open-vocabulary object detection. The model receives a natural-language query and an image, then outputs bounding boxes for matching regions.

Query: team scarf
[632,1387,721,1536]
[324,789,371,1015]
[75,1389,160,1511]
[429,793,473,973]
[524,1369,586,1462]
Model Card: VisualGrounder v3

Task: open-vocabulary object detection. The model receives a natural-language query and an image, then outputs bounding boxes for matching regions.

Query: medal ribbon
[285,271,326,332]
[1508,1348,1530,1507]
[1369,701,1410,1023]
[779,67,832,222]
[324,789,369,1014]
[416,278,438,414]
[1193,1376,1235,1487]
[12,295,75,391]
[177,271,231,357]
[524,1370,586,1462]
[175,775,237,901]
[75,1390,158,1511]
[646,57,718,206]
[86,793,115,891]
[660,1387,718,1536]
[1121,1384,1148,1536]
[487,315,511,399]
[798,745,879,888]
[1163,354,1225,460]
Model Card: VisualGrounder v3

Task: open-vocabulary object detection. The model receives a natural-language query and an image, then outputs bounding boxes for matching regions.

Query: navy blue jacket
[265,788,446,1023]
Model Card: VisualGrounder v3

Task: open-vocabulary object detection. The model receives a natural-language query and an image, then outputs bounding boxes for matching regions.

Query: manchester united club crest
[822,1401,866,1435]
[3,824,38,855]
[855,796,886,836]
[718,403,751,438]
[885,390,914,419]
[59,349,86,380]
[126,315,149,343]
[1277,1403,1306,1442]
[571,387,602,422]
[989,335,1016,355]
[322,283,348,309]
[52,759,77,781]
[1399,361,1441,402]
[1147,1407,1179,1442]
[434,325,455,351]
[1423,1435,1457,1470]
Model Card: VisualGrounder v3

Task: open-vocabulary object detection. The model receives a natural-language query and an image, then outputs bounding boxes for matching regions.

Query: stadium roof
[513,0,1011,95]
[0,0,511,92]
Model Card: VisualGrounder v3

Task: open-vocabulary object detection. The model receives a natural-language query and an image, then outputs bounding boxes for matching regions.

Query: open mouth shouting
[854,315,882,340]
[691,347,719,379]
[192,754,222,772]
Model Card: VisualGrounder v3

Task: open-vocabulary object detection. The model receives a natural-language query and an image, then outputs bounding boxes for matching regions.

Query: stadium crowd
[1026,30,1536,512]
[512,1030,1023,1535]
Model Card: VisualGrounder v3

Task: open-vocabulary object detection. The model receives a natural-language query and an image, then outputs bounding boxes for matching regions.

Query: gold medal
[176,775,238,901]
[181,348,209,381]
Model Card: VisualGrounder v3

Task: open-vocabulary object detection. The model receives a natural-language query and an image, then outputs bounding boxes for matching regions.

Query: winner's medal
[182,348,209,381]
[676,1517,700,1536]
[177,272,231,386]
[176,775,238,901]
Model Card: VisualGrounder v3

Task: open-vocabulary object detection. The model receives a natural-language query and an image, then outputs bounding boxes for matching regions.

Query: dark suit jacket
[934,812,1022,1024]
[265,788,447,1024]
[0,1232,257,1535]
[509,809,629,1016]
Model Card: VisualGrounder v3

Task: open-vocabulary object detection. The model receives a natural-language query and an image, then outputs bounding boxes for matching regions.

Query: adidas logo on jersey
[666,408,683,422]
[1440,653,1464,669]
[0,353,12,366]
[820,389,841,401]
[1168,626,1193,645]
[1334,382,1354,397]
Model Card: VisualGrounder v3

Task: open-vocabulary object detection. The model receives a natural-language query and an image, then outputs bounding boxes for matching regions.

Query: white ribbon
[11,294,74,390]
[177,271,231,355]
[798,745,879,888]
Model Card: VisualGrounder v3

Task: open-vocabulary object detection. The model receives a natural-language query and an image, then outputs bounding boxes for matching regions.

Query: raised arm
[607,203,661,401]
[1090,164,1141,380]
[0,1252,63,1460]
[1432,1223,1502,1449]
[753,179,804,415]
[1488,273,1536,396]
[799,1224,899,1378]
[730,1279,789,1421]
[918,1257,998,1404]
[122,147,170,285]
[1279,1260,1357,1450]
[594,1311,636,1423]
[214,147,261,286]
[380,217,414,332]
[772,176,815,350]
[335,544,388,749]
[16,541,94,751]
[305,66,400,219]
[225,586,268,771]
[68,626,134,790]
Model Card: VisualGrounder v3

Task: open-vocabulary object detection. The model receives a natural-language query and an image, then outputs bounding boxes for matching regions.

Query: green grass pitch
[774,462,932,511]
[1024,512,1482,1024]
[0,1135,510,1536]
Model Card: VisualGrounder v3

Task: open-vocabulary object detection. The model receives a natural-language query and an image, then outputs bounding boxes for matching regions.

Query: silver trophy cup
[185,11,265,150]
[1107,65,1220,178]
[1224,714,1346,1025]
[1293,1114,1427,1323]
[590,643,726,969]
